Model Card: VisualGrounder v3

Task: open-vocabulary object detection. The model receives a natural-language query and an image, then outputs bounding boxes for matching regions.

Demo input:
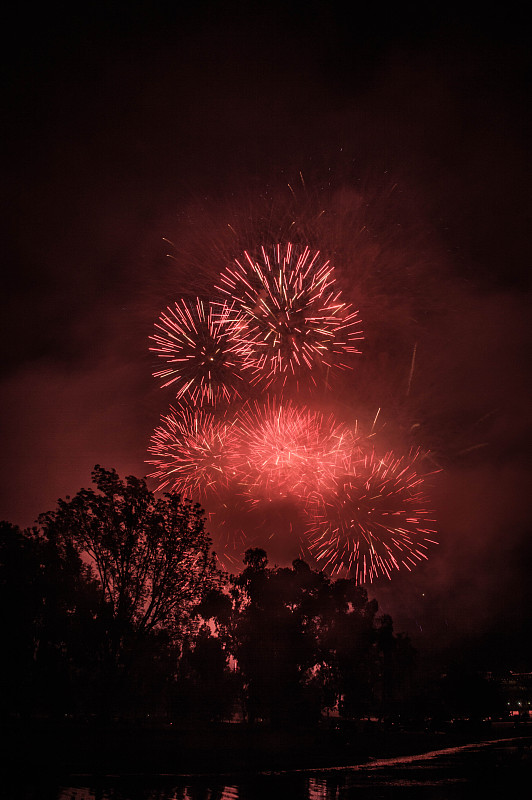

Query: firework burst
[303,447,438,584]
[146,178,445,583]
[150,298,249,405]
[235,398,353,503]
[215,243,363,392]
[147,404,241,501]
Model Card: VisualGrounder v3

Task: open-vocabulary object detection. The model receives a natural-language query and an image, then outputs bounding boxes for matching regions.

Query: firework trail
[147,403,241,502]
[303,447,438,584]
[215,243,363,392]
[150,298,249,405]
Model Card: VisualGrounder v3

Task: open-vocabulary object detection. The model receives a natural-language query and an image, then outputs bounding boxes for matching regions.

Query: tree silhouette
[233,551,323,724]
[2,478,418,726]
[0,520,101,717]
[173,624,240,721]
[201,548,417,725]
[38,465,221,715]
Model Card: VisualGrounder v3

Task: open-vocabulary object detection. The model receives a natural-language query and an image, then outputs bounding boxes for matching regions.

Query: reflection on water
[8,737,532,800]
[308,778,338,800]
[56,787,240,800]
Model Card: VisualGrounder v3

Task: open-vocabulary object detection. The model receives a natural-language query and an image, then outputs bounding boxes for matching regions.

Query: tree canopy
[202,547,417,725]
[35,466,221,715]
[39,465,219,638]
[0,467,428,724]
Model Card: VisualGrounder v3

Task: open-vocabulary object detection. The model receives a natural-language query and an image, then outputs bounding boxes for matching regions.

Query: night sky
[2,3,532,668]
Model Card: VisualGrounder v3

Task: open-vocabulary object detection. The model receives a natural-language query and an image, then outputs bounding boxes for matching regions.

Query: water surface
[6,736,532,800]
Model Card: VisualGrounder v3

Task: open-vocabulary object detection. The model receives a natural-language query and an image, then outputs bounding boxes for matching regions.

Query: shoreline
[65,736,532,781]
[1,718,530,779]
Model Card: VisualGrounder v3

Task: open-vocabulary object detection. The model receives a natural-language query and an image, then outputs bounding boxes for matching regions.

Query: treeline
[0,466,499,726]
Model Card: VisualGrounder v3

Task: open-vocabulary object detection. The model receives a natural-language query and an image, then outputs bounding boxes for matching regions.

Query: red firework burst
[235,398,353,503]
[215,243,363,391]
[147,404,241,501]
[303,447,438,585]
[150,298,249,405]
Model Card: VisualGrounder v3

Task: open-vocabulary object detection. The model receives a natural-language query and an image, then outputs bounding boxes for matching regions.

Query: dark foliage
[201,548,418,725]
[5,468,499,727]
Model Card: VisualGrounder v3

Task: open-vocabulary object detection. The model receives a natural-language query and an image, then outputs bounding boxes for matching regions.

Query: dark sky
[2,2,531,667]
